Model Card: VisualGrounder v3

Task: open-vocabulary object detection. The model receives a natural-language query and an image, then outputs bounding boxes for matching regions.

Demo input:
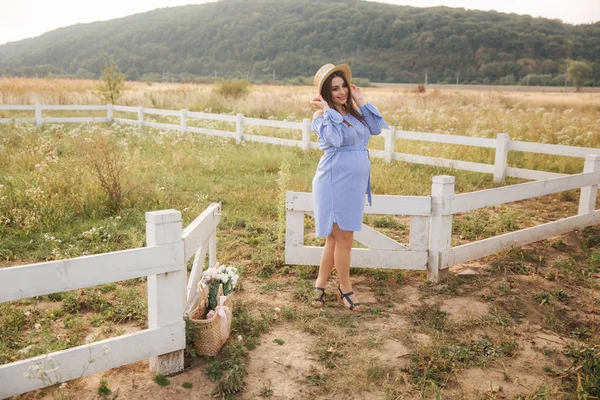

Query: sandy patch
[440,297,490,322]
[241,323,325,400]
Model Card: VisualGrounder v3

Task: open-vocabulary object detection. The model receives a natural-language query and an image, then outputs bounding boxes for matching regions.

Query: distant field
[375,82,600,93]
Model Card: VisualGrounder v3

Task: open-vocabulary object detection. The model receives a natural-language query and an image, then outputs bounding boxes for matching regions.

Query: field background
[1,78,599,399]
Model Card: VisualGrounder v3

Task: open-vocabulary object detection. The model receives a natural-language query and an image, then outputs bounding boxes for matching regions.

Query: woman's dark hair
[321,71,366,126]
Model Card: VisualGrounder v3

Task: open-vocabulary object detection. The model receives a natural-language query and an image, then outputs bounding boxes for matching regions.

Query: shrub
[213,79,252,99]
[97,377,111,395]
[152,373,170,386]
[351,77,373,87]
[95,60,125,104]
[79,131,127,211]
[213,341,248,396]
[284,76,311,86]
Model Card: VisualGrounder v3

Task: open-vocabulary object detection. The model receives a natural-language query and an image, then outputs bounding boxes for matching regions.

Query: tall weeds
[80,131,127,211]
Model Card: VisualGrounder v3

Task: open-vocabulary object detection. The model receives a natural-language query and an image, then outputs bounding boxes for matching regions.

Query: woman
[309,63,389,311]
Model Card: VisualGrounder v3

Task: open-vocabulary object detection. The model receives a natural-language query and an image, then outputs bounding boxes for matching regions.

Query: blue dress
[312,103,389,237]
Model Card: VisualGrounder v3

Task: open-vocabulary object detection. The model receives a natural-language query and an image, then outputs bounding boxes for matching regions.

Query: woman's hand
[350,84,366,107]
[310,95,330,111]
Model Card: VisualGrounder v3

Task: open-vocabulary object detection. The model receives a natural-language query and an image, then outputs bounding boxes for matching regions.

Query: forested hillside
[0,0,598,84]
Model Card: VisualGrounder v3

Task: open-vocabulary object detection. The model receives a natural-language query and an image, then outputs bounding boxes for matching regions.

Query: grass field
[1,78,599,399]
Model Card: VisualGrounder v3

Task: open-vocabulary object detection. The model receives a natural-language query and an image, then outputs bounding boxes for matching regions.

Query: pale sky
[0,0,598,46]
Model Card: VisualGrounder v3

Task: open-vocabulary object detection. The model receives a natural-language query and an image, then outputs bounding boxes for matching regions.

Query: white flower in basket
[200,263,239,313]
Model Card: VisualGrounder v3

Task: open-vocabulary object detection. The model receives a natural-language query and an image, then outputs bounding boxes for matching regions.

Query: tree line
[0,0,598,86]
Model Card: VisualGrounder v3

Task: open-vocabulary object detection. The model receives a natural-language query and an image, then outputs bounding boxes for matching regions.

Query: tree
[567,61,592,91]
[96,60,125,104]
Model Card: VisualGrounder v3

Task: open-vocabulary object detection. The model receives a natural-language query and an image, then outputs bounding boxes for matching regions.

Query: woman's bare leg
[315,234,336,288]
[331,223,361,310]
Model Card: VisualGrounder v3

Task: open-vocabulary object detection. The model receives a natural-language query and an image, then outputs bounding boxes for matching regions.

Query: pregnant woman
[309,63,389,311]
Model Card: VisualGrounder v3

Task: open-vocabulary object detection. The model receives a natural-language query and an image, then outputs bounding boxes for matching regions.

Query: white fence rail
[286,155,600,282]
[285,191,431,271]
[438,155,600,270]
[1,104,600,183]
[0,204,222,399]
[181,202,221,312]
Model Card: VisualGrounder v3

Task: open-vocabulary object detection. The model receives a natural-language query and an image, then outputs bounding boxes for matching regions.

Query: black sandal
[337,285,361,311]
[313,286,326,308]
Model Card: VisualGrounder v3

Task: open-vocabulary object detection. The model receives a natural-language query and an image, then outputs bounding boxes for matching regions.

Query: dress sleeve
[359,103,389,136]
[312,108,344,147]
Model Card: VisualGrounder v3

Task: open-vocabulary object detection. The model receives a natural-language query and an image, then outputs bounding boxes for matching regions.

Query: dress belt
[324,145,372,207]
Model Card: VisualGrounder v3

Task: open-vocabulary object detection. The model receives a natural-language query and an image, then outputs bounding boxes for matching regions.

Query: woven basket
[189,287,233,357]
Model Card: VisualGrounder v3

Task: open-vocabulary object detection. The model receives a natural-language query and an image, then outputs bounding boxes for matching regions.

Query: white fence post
[428,175,455,283]
[284,191,305,264]
[145,209,186,375]
[107,104,113,124]
[138,106,144,128]
[578,155,600,215]
[493,133,509,183]
[180,109,187,134]
[35,103,42,127]
[236,113,244,144]
[301,118,310,152]
[384,127,396,164]
[208,230,217,267]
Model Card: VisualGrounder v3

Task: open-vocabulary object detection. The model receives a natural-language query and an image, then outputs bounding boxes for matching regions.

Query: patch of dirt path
[440,297,490,322]
[241,323,324,399]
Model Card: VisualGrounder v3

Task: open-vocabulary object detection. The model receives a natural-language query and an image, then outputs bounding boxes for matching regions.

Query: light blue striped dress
[312,103,389,237]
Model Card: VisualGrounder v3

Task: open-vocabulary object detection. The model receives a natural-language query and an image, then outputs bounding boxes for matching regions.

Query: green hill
[0,0,598,85]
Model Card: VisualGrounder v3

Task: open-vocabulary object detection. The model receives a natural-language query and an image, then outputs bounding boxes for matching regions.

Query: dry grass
[2,77,598,176]
[1,78,599,399]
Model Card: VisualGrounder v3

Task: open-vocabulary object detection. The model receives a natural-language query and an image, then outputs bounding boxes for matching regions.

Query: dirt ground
[12,226,599,400]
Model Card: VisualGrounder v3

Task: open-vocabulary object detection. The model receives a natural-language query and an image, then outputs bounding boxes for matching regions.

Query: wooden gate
[285,191,431,271]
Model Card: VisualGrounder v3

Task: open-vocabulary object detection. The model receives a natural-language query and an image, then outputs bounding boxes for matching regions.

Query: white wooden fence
[0,204,221,399]
[1,104,599,184]
[287,156,600,282]
[0,104,313,152]
[438,157,600,273]
[285,191,430,271]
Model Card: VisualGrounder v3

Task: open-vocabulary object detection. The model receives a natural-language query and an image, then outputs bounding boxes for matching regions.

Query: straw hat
[313,63,352,95]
